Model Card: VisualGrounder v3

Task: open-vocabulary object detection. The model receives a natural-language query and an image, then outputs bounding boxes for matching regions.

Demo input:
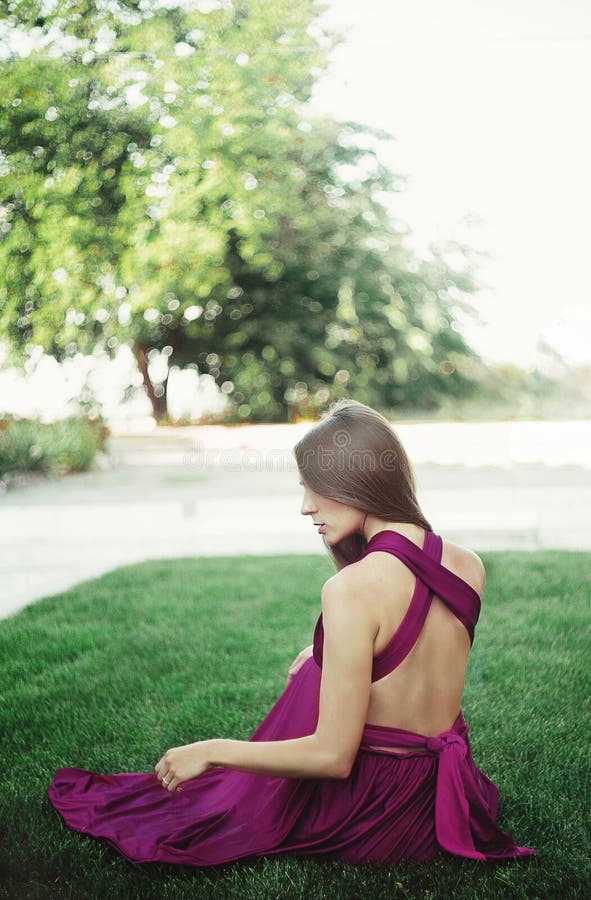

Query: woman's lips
[317,524,326,533]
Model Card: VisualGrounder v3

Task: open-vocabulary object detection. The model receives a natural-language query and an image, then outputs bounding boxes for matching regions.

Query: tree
[0,0,484,423]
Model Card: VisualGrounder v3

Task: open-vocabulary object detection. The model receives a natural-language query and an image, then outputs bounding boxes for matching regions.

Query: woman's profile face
[299,476,362,544]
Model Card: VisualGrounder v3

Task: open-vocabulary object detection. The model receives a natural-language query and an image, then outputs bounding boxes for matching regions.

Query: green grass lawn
[0,550,589,899]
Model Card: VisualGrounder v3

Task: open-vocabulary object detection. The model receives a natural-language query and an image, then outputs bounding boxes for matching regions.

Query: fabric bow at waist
[426,731,467,757]
[360,714,535,862]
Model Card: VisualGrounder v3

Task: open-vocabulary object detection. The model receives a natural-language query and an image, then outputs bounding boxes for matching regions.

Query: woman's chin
[323,528,361,547]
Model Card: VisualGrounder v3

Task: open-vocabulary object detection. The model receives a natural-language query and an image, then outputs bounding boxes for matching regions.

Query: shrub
[0,415,109,481]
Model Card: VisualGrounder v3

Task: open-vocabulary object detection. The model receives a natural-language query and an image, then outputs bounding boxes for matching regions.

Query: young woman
[48,399,535,865]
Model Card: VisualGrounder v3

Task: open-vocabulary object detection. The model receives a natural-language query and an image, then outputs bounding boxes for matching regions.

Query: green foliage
[0,550,590,897]
[0,0,486,424]
[0,413,108,479]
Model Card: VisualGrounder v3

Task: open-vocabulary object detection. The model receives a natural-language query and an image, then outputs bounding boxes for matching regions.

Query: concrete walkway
[2,421,590,621]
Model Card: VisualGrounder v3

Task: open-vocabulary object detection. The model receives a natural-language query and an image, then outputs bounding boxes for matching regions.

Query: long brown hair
[293,398,432,571]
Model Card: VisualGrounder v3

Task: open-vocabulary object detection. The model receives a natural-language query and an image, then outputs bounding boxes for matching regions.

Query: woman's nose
[300,494,316,516]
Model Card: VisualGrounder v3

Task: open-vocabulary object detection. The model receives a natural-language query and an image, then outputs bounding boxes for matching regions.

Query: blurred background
[1,0,590,617]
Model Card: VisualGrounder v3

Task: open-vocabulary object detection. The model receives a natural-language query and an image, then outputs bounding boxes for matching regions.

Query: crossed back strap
[313,529,481,682]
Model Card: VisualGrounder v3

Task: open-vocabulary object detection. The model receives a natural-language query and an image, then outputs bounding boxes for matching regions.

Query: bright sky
[309,0,591,366]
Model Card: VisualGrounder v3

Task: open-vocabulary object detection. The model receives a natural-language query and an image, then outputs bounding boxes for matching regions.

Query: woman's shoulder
[324,549,412,614]
[441,538,486,596]
[329,533,486,599]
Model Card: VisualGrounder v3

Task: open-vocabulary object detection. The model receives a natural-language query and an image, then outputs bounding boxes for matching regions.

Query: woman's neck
[362,517,424,545]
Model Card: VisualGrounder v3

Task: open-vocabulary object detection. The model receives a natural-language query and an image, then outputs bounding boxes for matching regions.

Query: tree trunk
[134,342,169,424]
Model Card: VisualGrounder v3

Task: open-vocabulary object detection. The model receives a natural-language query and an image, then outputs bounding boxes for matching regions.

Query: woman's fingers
[155,754,173,787]
[286,645,314,685]
[288,647,314,684]
[289,651,307,673]
[288,661,300,675]
[158,769,175,789]
[158,769,169,785]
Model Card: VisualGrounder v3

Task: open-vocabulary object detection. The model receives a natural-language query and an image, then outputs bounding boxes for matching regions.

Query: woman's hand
[155,741,212,792]
[286,644,314,687]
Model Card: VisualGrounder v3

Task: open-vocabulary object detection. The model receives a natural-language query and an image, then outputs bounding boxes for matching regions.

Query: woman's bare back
[344,527,485,752]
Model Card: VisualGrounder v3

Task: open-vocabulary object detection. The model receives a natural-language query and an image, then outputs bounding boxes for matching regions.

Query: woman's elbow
[312,734,357,778]
[333,760,354,779]
[324,752,354,779]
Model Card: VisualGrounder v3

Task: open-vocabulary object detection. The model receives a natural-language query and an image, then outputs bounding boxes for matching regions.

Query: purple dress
[48,529,535,865]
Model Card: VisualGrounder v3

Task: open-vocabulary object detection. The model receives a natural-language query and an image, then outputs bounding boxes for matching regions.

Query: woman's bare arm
[155,576,376,790]
[285,643,314,687]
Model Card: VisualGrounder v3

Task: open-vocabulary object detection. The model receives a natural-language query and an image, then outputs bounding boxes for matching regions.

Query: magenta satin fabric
[48,529,535,866]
